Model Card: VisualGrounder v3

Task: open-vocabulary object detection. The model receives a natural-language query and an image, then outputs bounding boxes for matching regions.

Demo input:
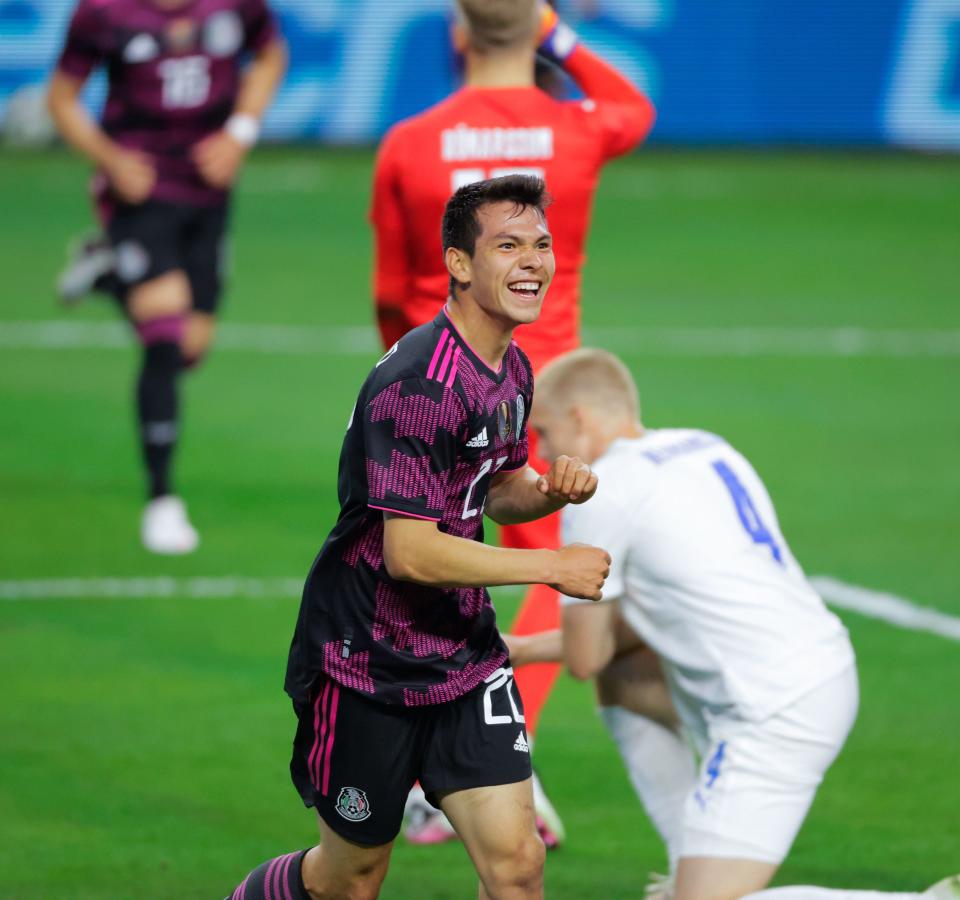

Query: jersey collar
[438,306,510,383]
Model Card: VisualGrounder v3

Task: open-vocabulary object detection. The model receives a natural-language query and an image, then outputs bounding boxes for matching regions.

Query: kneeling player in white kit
[508,348,959,900]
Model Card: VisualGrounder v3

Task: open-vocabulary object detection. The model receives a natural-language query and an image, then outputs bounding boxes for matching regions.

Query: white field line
[809,576,960,642]
[0,321,378,354]
[2,320,960,358]
[0,575,304,601]
[1,573,958,643]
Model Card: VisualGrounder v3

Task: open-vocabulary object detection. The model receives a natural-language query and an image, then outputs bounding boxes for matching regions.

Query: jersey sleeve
[563,44,656,161]
[363,377,468,521]
[242,0,280,52]
[559,476,631,606]
[56,0,105,81]
[370,127,413,313]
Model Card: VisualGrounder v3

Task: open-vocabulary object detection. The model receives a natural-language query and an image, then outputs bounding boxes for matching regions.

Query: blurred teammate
[47,0,286,553]
[370,0,655,839]
[227,176,610,900]
[508,348,960,900]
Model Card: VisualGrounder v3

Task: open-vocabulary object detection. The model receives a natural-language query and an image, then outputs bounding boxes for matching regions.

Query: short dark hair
[442,174,551,294]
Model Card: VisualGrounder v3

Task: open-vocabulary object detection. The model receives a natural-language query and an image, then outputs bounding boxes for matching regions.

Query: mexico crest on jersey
[515,394,525,441]
[497,400,513,442]
[336,786,371,822]
[165,17,198,52]
[204,10,243,57]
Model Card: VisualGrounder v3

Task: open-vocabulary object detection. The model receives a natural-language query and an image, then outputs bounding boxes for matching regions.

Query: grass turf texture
[1,148,958,898]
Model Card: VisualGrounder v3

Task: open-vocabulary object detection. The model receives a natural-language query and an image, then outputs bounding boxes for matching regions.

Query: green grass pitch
[1,147,958,898]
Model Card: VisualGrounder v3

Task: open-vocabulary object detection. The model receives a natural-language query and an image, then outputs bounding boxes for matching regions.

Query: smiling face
[446,200,555,328]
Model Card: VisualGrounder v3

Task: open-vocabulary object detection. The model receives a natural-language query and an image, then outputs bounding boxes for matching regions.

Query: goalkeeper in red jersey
[370,0,655,846]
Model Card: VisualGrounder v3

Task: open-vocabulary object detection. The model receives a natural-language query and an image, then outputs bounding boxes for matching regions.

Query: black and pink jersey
[286,309,534,707]
[56,0,278,206]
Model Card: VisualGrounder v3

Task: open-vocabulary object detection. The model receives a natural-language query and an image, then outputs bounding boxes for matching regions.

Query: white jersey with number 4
[561,429,855,726]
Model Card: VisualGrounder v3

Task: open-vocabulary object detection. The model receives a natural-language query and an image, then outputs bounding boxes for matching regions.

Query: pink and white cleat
[404,810,459,845]
[532,769,565,849]
[536,815,561,850]
[403,784,458,845]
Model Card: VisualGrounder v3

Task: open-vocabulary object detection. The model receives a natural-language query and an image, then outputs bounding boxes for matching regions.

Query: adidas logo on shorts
[513,731,529,753]
[466,427,489,449]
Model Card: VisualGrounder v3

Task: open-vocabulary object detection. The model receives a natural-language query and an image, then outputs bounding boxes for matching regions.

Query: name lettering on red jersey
[441,124,554,162]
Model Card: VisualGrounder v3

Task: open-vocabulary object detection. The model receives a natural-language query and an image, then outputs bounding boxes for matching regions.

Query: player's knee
[485,832,545,894]
[128,270,191,320]
[180,313,215,369]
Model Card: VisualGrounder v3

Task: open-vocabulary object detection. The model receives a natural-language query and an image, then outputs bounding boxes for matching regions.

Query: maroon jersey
[57,0,278,206]
[286,309,534,707]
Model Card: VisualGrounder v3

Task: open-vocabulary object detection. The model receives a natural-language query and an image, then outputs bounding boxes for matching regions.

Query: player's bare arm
[47,71,155,203]
[595,646,679,730]
[537,1,655,144]
[504,603,620,680]
[382,513,610,601]
[507,602,642,675]
[505,619,677,725]
[192,36,287,188]
[484,455,597,526]
[503,628,562,668]
[561,600,620,680]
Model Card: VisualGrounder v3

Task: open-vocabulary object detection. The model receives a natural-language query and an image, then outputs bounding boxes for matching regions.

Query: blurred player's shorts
[680,665,859,863]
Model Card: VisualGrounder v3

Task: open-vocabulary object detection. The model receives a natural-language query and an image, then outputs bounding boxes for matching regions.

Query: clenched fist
[105,148,156,204]
[536,455,598,505]
[550,543,611,602]
[192,130,248,189]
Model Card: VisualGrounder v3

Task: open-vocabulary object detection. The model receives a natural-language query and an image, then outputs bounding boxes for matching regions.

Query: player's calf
[135,317,184,501]
[300,832,392,900]
[226,849,311,900]
[132,312,202,553]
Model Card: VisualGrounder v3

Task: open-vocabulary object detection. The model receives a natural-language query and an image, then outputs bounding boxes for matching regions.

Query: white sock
[745,888,922,899]
[598,705,697,872]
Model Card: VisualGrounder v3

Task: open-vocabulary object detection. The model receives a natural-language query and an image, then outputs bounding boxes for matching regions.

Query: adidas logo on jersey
[513,731,529,753]
[466,427,489,448]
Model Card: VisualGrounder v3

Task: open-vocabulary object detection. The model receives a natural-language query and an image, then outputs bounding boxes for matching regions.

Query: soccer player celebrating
[507,348,960,900]
[371,0,655,840]
[227,176,610,900]
[47,0,286,553]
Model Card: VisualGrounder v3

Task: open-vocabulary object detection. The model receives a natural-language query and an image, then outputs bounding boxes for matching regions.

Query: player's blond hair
[455,0,539,53]
[536,348,641,420]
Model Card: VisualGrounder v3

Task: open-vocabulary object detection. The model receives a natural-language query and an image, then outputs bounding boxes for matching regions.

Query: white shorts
[679,664,859,863]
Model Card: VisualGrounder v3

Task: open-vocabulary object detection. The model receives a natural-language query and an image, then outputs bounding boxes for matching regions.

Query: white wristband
[226,113,260,147]
[546,21,578,61]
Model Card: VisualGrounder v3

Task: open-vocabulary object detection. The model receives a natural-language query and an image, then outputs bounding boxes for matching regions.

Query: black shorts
[107,199,230,313]
[290,666,532,846]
